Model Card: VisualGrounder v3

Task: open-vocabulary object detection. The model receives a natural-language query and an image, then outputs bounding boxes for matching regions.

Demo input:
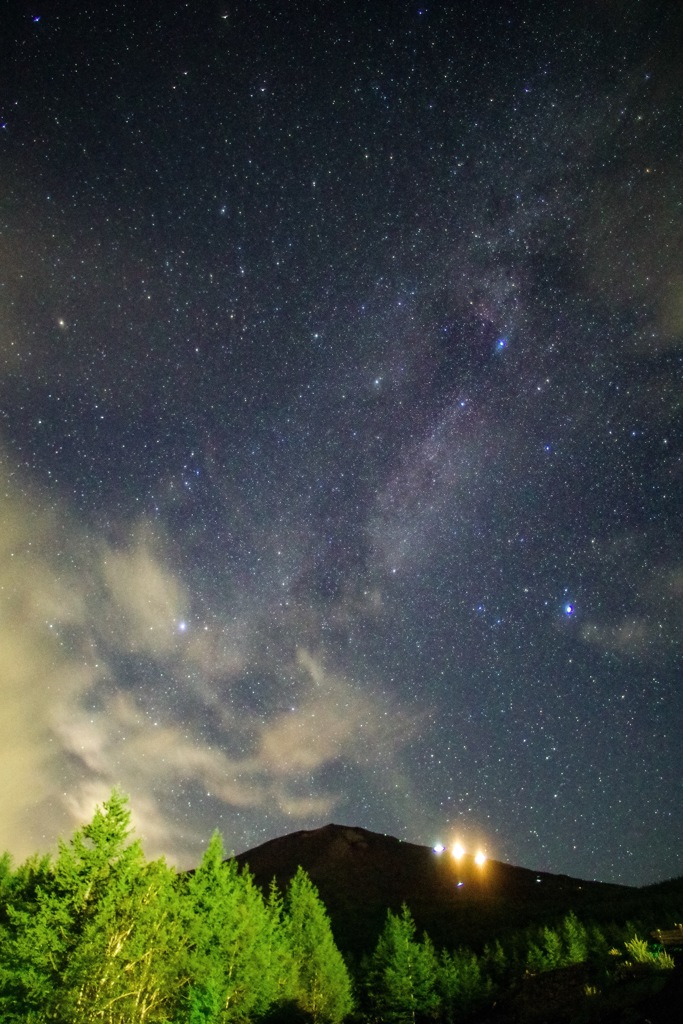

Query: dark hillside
[233,824,637,954]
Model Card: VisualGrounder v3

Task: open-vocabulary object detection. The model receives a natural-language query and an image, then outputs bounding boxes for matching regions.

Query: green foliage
[624,935,653,964]
[481,939,508,987]
[179,830,288,1024]
[437,947,492,1023]
[0,794,185,1019]
[285,866,354,1024]
[0,797,359,1024]
[586,922,610,960]
[1,790,188,1023]
[185,982,222,1023]
[624,935,675,970]
[525,939,548,974]
[522,913,593,975]
[540,925,563,969]
[0,853,12,899]
[365,904,439,1024]
[5,791,673,1024]
[560,910,588,964]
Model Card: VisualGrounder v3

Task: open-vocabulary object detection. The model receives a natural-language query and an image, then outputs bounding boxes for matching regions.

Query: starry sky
[0,0,681,886]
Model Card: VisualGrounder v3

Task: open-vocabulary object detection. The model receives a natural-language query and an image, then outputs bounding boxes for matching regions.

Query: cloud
[53,645,409,862]
[581,560,682,661]
[582,163,683,352]
[100,527,189,657]
[0,479,100,859]
[258,649,386,775]
[0,459,415,866]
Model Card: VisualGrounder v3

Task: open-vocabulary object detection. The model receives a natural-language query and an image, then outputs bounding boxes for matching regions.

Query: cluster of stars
[0,0,678,883]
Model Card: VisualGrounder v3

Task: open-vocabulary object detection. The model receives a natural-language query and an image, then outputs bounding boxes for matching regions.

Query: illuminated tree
[437,948,492,1022]
[285,866,354,1024]
[366,904,439,1024]
[525,939,547,974]
[540,925,563,969]
[561,911,588,964]
[0,791,187,1023]
[180,830,286,1023]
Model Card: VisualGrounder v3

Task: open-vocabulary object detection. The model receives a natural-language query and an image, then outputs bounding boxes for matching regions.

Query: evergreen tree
[437,948,492,1023]
[180,831,286,1024]
[586,922,609,960]
[1,790,141,1020]
[481,939,508,988]
[0,790,187,1023]
[0,853,11,901]
[263,878,296,1008]
[560,911,588,964]
[366,904,438,1024]
[525,940,547,974]
[285,866,354,1024]
[0,848,53,1020]
[540,925,563,969]
[57,791,187,1022]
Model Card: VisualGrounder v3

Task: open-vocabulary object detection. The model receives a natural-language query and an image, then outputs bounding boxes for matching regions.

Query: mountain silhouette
[233,823,633,954]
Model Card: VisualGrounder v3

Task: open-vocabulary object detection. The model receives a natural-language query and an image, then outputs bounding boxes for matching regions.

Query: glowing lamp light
[451,842,465,860]
[474,850,487,867]
[433,843,445,855]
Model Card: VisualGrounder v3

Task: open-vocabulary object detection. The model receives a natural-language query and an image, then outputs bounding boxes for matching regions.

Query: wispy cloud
[0,459,416,865]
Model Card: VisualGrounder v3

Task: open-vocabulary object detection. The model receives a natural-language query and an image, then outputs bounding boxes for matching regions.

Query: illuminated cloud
[0,481,94,842]
[0,461,416,865]
[100,528,189,657]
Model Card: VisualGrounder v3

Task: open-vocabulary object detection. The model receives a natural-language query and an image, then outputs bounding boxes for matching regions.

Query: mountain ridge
[231,822,637,954]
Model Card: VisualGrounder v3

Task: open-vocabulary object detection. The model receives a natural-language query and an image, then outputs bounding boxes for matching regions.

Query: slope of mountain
[233,824,634,954]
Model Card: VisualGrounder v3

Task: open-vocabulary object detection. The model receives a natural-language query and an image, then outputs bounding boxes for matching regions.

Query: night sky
[1,0,681,886]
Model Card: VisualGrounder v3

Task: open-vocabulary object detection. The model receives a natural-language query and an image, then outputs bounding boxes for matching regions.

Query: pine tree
[1,790,187,1024]
[285,866,354,1024]
[586,922,609,960]
[525,940,547,974]
[540,925,563,969]
[366,904,439,1024]
[1,790,143,1020]
[561,911,588,964]
[58,791,189,1022]
[437,947,492,1023]
[263,878,295,1008]
[0,848,53,1020]
[180,830,286,1024]
[481,939,508,988]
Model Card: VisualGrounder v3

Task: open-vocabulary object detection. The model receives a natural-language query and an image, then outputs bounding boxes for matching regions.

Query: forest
[0,792,678,1023]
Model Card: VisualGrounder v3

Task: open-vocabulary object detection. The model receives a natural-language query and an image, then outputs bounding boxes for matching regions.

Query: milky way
[0,1,680,884]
